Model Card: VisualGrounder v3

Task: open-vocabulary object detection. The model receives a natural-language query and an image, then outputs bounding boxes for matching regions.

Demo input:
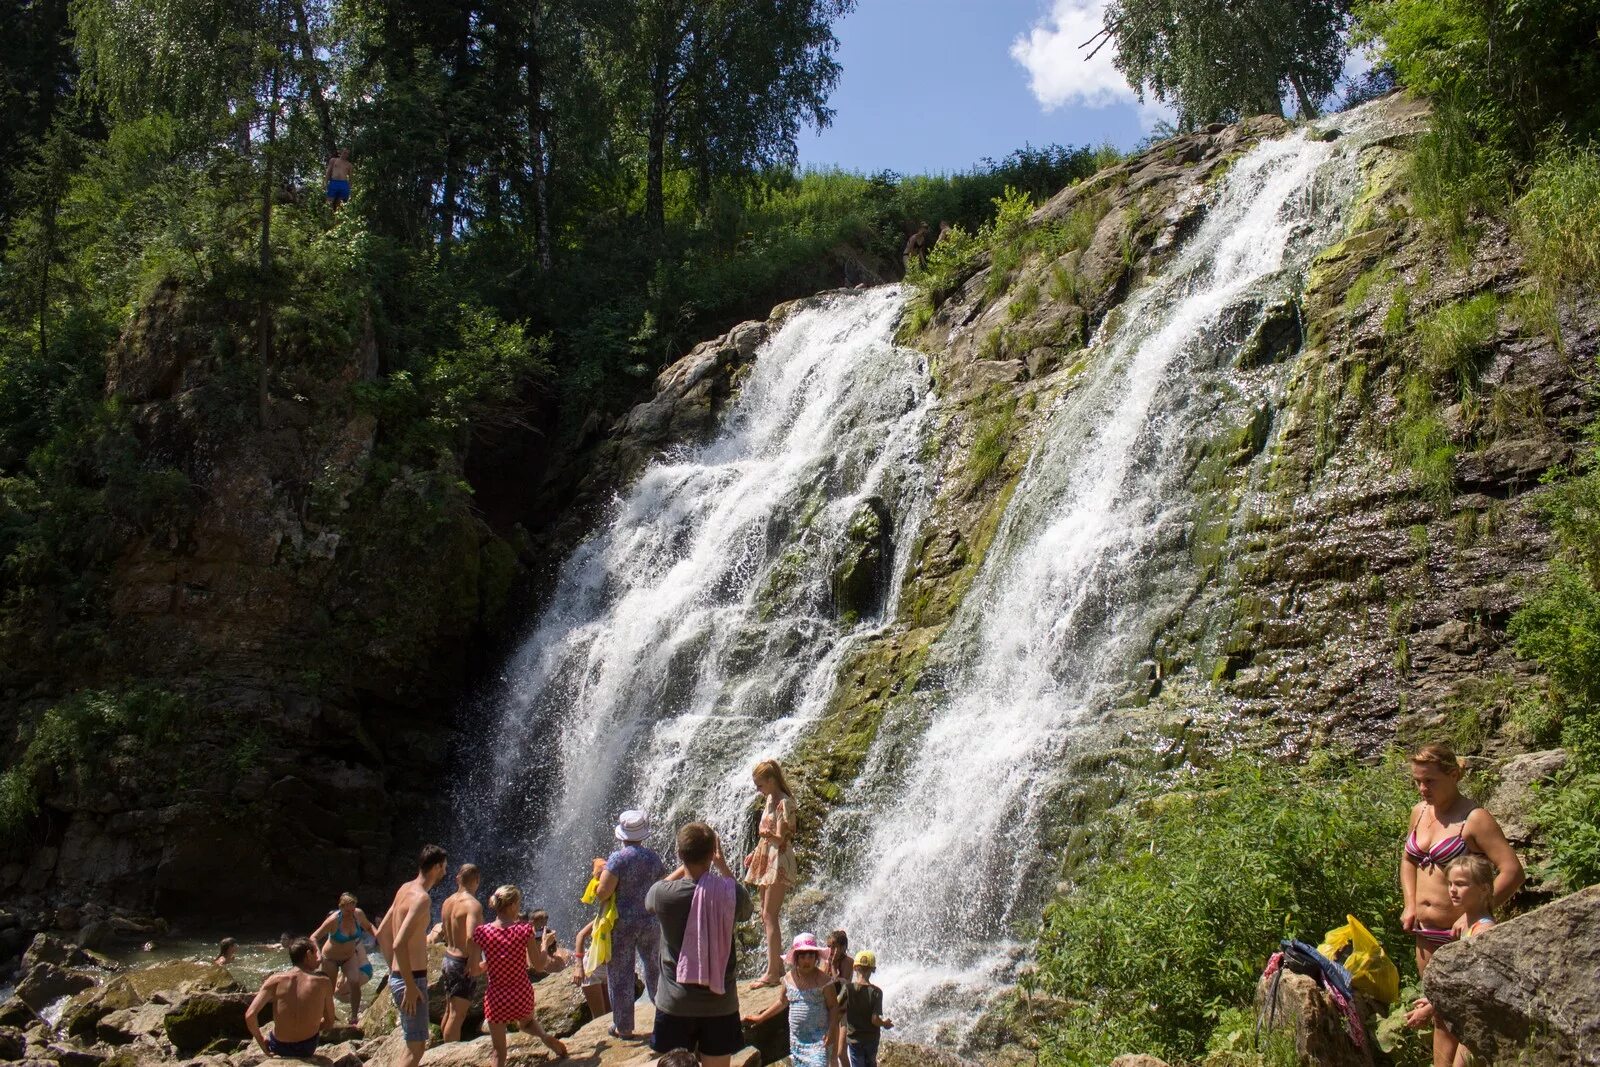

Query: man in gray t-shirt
[647,823,754,1066]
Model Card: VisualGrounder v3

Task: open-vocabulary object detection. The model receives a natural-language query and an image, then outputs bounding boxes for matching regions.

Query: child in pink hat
[743,933,840,1067]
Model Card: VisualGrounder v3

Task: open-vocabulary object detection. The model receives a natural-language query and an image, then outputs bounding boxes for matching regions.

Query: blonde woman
[310,893,377,1022]
[744,759,798,987]
[1399,743,1523,1067]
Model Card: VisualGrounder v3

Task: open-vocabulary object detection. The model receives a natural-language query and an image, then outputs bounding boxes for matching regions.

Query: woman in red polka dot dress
[473,884,570,1065]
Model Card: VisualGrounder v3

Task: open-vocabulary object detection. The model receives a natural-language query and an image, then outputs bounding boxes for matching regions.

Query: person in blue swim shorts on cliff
[325,147,352,210]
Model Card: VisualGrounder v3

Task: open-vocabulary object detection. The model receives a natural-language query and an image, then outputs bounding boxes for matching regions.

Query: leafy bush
[1034,755,1415,1065]
[0,687,196,844]
[1508,424,1600,889]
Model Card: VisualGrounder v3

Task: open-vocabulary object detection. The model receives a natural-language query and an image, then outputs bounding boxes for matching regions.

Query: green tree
[1101,0,1351,126]
[600,0,854,235]
[0,0,79,235]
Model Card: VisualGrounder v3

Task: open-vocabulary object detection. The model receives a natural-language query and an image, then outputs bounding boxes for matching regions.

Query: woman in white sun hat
[593,808,666,1038]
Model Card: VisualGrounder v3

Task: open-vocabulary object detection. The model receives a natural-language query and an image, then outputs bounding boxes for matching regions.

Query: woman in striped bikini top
[1400,743,1525,1067]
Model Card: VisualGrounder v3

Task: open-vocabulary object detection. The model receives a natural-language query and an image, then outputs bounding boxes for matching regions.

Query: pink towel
[677,872,737,994]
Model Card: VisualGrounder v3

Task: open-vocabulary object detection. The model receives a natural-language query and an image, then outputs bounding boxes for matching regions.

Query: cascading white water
[470,109,1378,1041]
[811,124,1371,1037]
[467,286,933,927]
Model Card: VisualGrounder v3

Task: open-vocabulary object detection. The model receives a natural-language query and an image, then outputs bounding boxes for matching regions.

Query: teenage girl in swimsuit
[745,759,798,987]
[1398,743,1522,1067]
[310,893,379,1022]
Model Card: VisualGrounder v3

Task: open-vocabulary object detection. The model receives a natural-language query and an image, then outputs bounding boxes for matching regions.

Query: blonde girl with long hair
[745,759,798,987]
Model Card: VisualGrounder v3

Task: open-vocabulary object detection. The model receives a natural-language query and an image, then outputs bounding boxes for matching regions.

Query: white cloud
[1009,0,1136,111]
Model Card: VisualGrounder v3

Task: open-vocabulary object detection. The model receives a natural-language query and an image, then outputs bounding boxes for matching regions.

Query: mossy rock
[831,497,894,622]
[124,961,238,1000]
[61,975,142,1040]
[163,992,250,1052]
[1236,299,1303,369]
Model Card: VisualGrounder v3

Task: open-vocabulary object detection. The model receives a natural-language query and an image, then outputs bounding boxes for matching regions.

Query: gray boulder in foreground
[1424,884,1600,1065]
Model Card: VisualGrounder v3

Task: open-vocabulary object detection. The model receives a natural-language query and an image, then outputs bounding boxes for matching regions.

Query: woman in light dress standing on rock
[745,759,798,987]
[1398,743,1523,1067]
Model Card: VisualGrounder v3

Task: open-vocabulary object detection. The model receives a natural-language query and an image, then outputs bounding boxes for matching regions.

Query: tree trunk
[527,0,551,271]
[645,87,668,236]
[290,0,336,157]
[1289,72,1318,119]
[258,7,282,430]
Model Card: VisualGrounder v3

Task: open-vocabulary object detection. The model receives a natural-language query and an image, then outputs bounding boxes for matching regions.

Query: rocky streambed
[1,930,967,1067]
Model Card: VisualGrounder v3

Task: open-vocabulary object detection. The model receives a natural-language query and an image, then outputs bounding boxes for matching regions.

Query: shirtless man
[438,863,483,1043]
[325,147,352,211]
[377,844,448,1067]
[246,938,335,1058]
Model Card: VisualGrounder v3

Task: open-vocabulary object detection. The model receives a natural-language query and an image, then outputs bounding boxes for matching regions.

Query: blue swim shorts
[326,179,350,202]
[387,970,430,1042]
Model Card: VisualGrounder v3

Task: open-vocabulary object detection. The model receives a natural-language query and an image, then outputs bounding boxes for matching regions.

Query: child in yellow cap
[842,950,893,1067]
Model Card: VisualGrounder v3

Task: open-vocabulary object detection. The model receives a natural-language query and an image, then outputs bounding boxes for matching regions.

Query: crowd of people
[237,759,892,1067]
[234,743,1521,1067]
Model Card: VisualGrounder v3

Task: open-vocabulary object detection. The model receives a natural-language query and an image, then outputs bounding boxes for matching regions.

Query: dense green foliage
[1104,0,1353,125]
[0,687,196,844]
[1032,755,1416,1065]
[1509,424,1600,889]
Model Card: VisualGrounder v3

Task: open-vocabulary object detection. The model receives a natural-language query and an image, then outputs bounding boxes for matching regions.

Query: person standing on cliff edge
[377,845,448,1067]
[326,147,352,211]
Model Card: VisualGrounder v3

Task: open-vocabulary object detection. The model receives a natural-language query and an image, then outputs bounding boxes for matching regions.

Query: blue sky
[796,0,1163,176]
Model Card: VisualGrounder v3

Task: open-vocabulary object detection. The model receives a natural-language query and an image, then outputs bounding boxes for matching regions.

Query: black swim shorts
[441,953,477,1000]
[650,1010,745,1056]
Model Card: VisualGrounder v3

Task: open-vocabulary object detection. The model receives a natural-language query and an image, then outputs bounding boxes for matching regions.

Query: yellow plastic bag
[580,876,616,967]
[1319,914,1399,1004]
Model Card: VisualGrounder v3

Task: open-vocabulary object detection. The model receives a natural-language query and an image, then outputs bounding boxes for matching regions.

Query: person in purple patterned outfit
[593,809,666,1039]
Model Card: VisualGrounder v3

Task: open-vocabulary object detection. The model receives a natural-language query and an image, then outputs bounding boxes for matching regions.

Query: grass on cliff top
[1032,753,1415,1066]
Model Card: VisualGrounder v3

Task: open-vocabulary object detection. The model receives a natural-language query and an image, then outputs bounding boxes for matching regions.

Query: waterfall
[466,286,934,926]
[817,124,1369,1037]
[467,111,1374,1041]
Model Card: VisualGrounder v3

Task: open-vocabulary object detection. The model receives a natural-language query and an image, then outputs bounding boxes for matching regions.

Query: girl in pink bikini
[473,885,570,1066]
[744,758,798,987]
[1398,743,1522,1067]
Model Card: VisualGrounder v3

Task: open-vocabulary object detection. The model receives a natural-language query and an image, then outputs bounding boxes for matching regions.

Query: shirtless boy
[246,938,335,1058]
[439,863,484,1042]
[377,844,449,1067]
[326,148,352,210]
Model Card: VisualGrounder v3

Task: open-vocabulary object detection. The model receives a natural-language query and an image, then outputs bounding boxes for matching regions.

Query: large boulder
[20,935,76,972]
[1424,884,1600,1065]
[1254,971,1375,1067]
[59,975,143,1040]
[531,972,589,1039]
[15,962,97,1011]
[162,992,252,1052]
[123,961,238,1000]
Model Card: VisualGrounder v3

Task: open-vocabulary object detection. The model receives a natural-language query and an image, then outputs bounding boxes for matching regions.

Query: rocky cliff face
[1,279,518,920]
